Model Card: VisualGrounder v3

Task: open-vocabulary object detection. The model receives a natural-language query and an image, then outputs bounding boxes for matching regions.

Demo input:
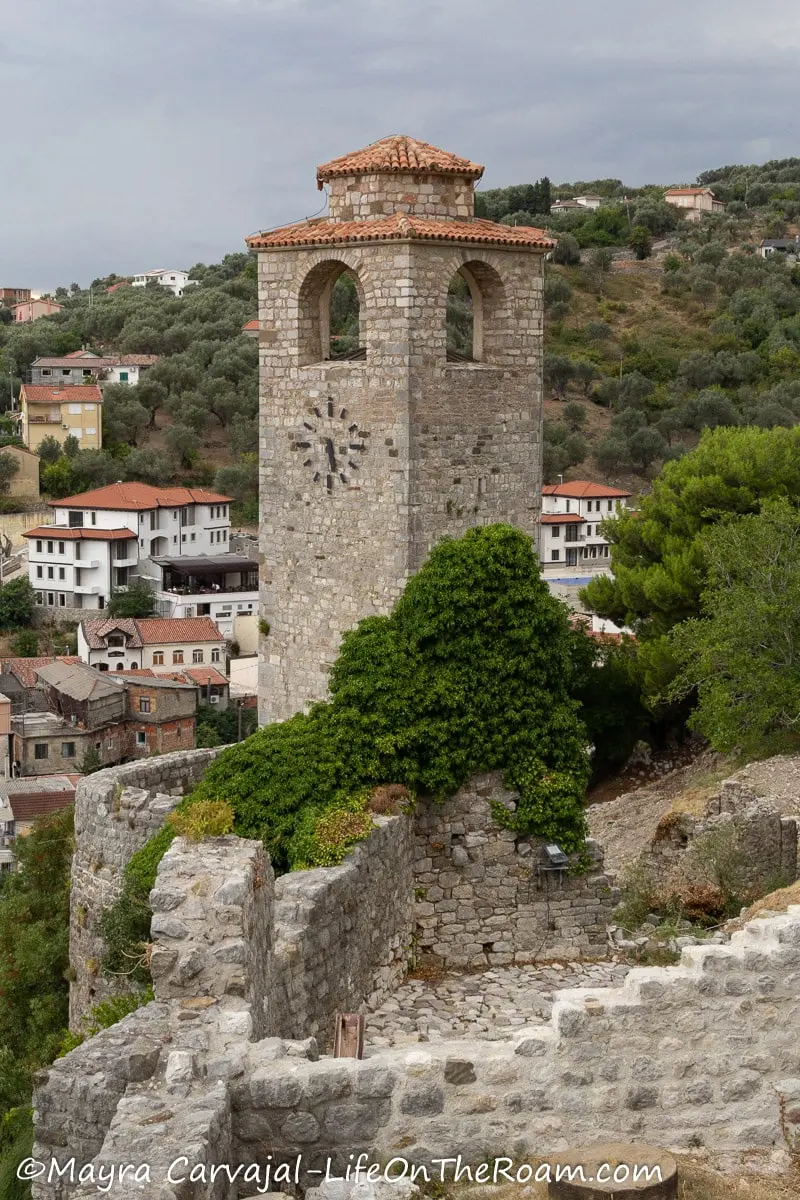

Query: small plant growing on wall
[168,799,234,842]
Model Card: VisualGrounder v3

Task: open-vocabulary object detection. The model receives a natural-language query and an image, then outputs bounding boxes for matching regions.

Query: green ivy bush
[102,524,592,976]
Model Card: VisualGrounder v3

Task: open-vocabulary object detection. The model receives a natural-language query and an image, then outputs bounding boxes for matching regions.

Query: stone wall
[271,816,415,1044]
[69,748,224,1025]
[70,757,615,1032]
[34,864,800,1200]
[646,779,799,887]
[414,775,617,967]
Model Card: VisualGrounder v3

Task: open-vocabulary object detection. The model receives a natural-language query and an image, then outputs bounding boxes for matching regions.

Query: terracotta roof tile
[80,616,225,649]
[22,384,103,402]
[542,482,632,499]
[47,482,232,511]
[248,212,554,251]
[181,666,228,687]
[242,319,259,331]
[33,356,114,368]
[664,187,713,196]
[135,617,225,645]
[0,656,83,688]
[316,136,484,187]
[23,526,136,541]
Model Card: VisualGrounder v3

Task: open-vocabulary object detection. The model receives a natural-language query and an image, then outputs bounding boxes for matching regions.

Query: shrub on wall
[102,525,592,975]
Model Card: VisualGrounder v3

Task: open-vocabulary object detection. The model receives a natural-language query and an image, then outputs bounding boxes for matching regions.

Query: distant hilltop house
[759,238,800,260]
[28,349,159,388]
[663,187,725,222]
[550,195,604,214]
[11,296,63,323]
[16,383,103,453]
[131,269,198,297]
[242,319,259,338]
[538,481,631,574]
[0,287,31,308]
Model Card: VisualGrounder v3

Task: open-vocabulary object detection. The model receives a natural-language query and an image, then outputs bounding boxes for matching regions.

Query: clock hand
[324,438,336,472]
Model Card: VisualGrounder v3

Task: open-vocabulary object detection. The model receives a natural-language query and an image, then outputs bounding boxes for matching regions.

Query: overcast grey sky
[2,0,799,289]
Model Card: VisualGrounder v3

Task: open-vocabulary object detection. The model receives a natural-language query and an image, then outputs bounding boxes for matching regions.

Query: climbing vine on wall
[102,524,591,977]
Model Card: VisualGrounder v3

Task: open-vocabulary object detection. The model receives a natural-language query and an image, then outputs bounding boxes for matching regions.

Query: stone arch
[444,257,507,364]
[296,257,370,364]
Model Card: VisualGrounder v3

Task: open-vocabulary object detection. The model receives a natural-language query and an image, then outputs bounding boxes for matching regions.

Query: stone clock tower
[247,135,553,723]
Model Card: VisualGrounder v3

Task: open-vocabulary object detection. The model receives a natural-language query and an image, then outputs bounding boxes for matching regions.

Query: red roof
[248,212,554,251]
[539,513,585,524]
[136,617,225,645]
[664,187,713,196]
[106,282,131,293]
[180,666,228,687]
[542,482,631,499]
[242,319,259,331]
[80,616,226,648]
[316,135,484,187]
[48,482,232,511]
[22,384,102,403]
[23,526,136,541]
[0,656,83,688]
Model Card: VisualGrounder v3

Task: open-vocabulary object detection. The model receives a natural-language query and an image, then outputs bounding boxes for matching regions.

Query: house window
[82,369,92,378]
[58,568,65,580]
[211,648,220,663]
[35,591,43,604]
[153,651,164,665]
[607,500,614,512]
[47,541,53,553]
[90,512,96,525]
[139,697,151,713]
[86,427,96,436]
[223,530,227,541]
[192,649,204,664]
[59,594,66,607]
[565,526,579,543]
[119,372,129,382]
[47,567,53,579]
[551,549,560,562]
[35,540,42,552]
[34,743,49,760]
[98,663,108,671]
[551,526,560,538]
[58,541,65,554]
[190,533,195,542]
[136,731,146,746]
[61,369,70,376]
[41,368,51,376]
[68,404,81,415]
[173,650,184,664]
[61,742,76,758]
[68,511,83,528]
[107,634,125,647]
[36,566,42,579]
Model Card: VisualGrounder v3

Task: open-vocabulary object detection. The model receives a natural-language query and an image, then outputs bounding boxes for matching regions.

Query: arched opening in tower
[329,272,365,360]
[446,272,474,362]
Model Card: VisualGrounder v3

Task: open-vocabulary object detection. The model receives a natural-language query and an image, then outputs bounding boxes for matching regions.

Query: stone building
[247,135,553,722]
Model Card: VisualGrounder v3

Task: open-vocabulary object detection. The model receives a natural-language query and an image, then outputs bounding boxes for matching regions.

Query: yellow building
[0,445,40,498]
[18,384,103,452]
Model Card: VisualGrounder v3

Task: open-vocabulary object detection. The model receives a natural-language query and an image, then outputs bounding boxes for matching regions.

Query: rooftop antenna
[557,474,564,484]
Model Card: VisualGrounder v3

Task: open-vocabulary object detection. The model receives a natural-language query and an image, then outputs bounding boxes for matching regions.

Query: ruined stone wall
[271,816,415,1045]
[414,775,617,967]
[34,863,800,1200]
[69,748,224,1025]
[646,779,799,887]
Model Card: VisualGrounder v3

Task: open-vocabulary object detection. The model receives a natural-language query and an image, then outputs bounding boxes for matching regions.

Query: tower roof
[246,212,554,252]
[316,135,484,188]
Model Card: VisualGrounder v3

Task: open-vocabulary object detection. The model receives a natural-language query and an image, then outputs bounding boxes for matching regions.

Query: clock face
[291,397,370,492]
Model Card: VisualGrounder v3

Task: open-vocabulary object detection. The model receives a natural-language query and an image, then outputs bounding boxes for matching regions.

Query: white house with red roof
[22,483,257,630]
[538,481,631,574]
[77,616,226,675]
